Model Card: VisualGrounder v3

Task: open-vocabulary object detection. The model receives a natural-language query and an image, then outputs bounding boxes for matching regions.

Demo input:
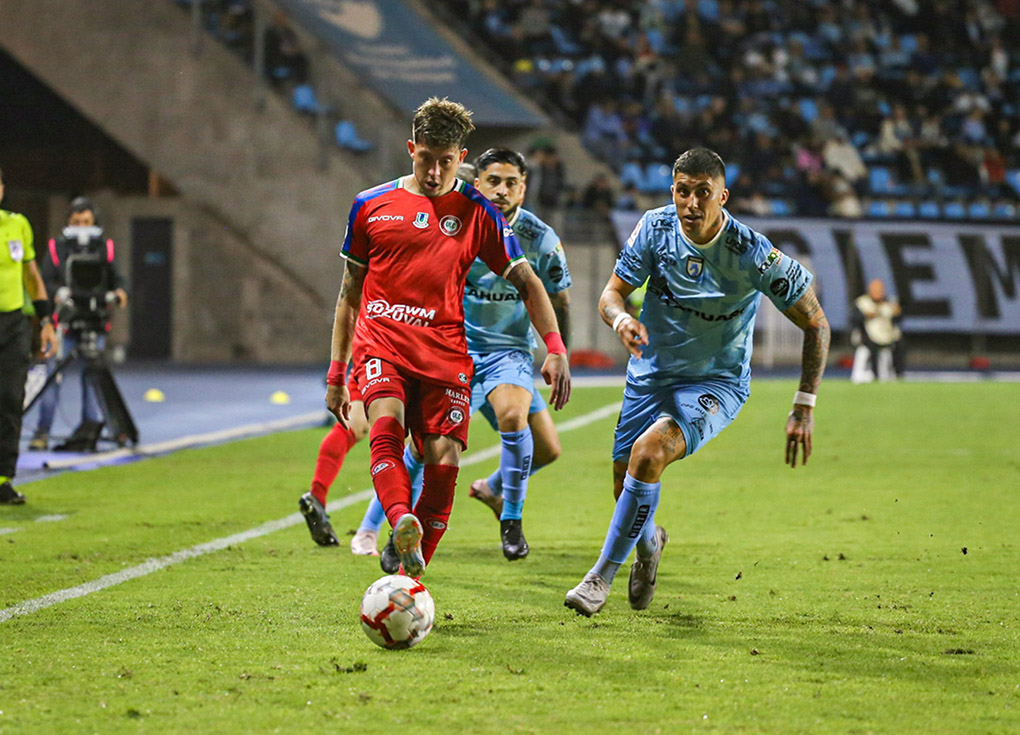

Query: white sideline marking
[0,401,621,623]
[35,514,68,523]
[0,528,19,536]
[41,411,327,470]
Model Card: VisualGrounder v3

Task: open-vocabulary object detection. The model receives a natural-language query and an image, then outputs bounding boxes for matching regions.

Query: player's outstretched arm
[326,260,367,426]
[599,273,648,358]
[506,261,571,410]
[781,284,830,468]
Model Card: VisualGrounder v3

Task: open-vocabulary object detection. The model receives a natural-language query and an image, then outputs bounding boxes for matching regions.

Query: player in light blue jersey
[462,148,572,560]
[565,148,830,616]
[353,148,572,568]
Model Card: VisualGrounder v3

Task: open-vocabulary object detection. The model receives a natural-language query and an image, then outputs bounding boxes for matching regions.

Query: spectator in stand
[527,144,567,216]
[581,173,616,215]
[264,11,308,85]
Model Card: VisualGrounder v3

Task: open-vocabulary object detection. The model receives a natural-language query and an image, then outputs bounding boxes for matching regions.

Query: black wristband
[32,299,52,320]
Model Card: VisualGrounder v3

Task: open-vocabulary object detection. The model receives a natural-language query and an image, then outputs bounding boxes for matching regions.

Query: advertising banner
[611,211,1020,334]
[272,0,546,127]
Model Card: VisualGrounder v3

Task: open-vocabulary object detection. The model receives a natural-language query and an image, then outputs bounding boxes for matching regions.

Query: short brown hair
[411,97,475,149]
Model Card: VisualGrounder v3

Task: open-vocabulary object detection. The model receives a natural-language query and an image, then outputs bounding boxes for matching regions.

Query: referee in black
[0,167,56,504]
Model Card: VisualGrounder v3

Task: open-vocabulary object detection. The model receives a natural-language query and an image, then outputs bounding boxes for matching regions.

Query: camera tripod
[23,328,138,449]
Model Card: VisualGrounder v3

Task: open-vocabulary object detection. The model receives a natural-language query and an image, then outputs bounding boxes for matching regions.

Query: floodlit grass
[1,381,1018,734]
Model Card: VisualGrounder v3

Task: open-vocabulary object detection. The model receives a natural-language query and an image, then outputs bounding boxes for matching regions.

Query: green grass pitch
[1,380,1018,734]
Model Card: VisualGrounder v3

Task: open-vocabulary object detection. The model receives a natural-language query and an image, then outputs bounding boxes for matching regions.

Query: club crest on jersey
[440,215,463,237]
[413,212,429,229]
[686,256,704,279]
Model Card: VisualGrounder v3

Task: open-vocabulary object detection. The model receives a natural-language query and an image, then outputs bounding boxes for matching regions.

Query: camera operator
[0,166,56,504]
[30,197,127,453]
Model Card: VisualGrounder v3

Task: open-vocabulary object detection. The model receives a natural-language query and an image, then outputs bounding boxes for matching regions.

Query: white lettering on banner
[364,299,437,328]
[609,211,1020,335]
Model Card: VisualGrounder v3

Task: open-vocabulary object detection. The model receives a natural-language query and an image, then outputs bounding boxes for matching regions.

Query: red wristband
[326,360,347,387]
[543,332,567,355]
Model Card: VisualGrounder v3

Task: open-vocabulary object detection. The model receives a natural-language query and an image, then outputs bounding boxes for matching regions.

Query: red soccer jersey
[341,178,525,387]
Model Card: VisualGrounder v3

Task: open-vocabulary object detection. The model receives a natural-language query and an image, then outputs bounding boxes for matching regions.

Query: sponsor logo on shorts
[445,388,469,404]
[458,372,468,384]
[414,212,429,229]
[368,214,405,223]
[698,393,720,415]
[371,460,394,476]
[441,215,463,236]
[770,278,790,297]
[365,299,436,327]
[447,408,465,425]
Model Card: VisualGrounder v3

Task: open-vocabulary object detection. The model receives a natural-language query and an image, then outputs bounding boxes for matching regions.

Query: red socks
[416,464,458,565]
[369,416,413,527]
[310,423,357,504]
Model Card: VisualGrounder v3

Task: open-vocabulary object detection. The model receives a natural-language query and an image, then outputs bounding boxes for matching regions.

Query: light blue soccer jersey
[464,207,571,353]
[615,206,812,389]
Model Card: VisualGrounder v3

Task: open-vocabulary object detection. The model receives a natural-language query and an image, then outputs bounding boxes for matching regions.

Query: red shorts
[354,355,471,448]
[347,365,364,404]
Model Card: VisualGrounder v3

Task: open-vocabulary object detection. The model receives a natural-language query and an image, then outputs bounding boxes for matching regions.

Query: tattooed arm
[781,284,830,468]
[506,261,571,409]
[549,288,572,351]
[599,273,648,358]
[326,260,367,426]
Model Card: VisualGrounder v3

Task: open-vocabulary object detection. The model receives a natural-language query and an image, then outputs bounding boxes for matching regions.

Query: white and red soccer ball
[360,575,435,649]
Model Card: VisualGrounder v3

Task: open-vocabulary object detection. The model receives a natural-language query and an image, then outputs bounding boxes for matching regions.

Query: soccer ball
[360,575,435,649]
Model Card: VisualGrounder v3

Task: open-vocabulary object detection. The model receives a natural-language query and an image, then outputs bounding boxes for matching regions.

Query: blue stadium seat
[993,202,1017,219]
[698,0,720,22]
[1005,170,1020,197]
[642,163,674,193]
[943,201,966,219]
[292,84,319,114]
[868,167,894,194]
[798,98,819,122]
[968,201,991,219]
[770,199,792,216]
[868,200,891,218]
[620,162,646,189]
[893,200,916,218]
[918,200,940,218]
[334,121,374,152]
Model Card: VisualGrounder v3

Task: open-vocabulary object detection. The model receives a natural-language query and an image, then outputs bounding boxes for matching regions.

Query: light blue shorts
[612,379,748,463]
[470,349,547,431]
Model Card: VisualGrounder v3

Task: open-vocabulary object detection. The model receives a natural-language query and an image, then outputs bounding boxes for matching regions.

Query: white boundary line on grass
[0,400,622,623]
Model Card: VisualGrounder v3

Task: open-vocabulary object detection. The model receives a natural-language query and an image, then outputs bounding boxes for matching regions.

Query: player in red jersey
[325,97,571,578]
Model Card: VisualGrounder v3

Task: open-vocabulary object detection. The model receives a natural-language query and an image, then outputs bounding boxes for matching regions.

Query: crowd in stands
[439,0,1020,219]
